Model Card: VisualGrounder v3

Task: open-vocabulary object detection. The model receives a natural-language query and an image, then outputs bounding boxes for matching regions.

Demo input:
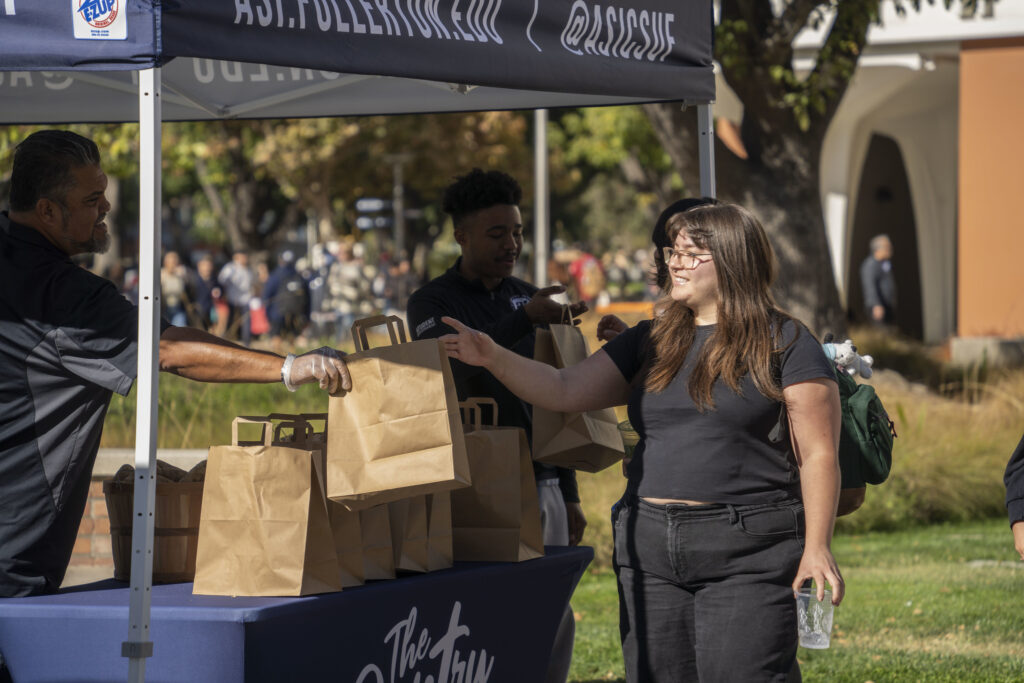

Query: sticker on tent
[72,0,126,40]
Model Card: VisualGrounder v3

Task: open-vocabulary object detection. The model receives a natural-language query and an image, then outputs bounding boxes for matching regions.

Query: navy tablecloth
[0,545,592,683]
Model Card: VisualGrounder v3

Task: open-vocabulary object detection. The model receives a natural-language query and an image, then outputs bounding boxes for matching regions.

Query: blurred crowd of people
[96,238,658,350]
[548,242,659,309]
[100,240,421,351]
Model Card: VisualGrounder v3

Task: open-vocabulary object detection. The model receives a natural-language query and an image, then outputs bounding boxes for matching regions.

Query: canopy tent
[2,1,714,120]
[1,1,716,680]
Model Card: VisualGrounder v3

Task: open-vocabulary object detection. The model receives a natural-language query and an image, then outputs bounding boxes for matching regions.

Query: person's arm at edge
[440,316,630,412]
[786,377,845,605]
[1004,433,1024,560]
[158,326,351,393]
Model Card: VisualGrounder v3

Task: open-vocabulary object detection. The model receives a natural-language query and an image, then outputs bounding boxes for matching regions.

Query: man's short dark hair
[442,168,522,227]
[9,130,101,212]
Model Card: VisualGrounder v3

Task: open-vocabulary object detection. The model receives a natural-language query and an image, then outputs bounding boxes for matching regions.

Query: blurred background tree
[1,1,972,330]
[643,0,969,334]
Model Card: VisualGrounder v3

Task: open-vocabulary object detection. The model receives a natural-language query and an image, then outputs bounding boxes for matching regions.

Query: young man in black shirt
[406,169,587,683]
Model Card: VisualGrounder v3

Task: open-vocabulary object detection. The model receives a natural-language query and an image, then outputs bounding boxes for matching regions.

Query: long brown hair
[646,203,795,410]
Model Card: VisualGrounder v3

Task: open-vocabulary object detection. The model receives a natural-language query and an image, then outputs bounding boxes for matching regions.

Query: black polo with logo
[0,212,165,597]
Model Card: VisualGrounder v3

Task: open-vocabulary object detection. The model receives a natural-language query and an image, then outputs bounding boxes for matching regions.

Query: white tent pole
[533,108,549,287]
[697,103,716,198]
[125,66,162,683]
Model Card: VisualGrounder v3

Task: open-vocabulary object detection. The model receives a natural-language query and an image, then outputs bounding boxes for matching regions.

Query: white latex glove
[287,347,351,395]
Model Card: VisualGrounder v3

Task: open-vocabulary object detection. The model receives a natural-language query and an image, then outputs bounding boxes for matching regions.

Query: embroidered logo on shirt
[416,318,437,337]
[510,295,530,310]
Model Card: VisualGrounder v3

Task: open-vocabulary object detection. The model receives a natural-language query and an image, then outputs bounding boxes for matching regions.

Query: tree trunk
[726,165,846,337]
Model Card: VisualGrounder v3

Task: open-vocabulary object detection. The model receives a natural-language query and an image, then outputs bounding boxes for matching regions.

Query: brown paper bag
[327,503,366,588]
[533,324,625,472]
[388,491,453,573]
[425,491,453,571]
[388,496,428,573]
[193,417,341,596]
[451,399,545,562]
[271,414,365,588]
[359,504,396,580]
[326,315,471,510]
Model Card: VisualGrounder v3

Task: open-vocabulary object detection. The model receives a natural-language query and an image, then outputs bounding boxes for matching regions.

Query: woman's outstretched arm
[440,316,630,412]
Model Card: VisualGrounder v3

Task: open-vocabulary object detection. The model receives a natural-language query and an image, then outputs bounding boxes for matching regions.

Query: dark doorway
[847,134,923,340]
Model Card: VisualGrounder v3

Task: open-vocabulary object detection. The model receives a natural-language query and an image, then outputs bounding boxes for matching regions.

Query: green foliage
[250,112,531,238]
[545,108,678,253]
[554,107,670,173]
[3,112,532,256]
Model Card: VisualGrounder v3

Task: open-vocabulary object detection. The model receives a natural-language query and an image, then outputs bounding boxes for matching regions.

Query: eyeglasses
[662,247,713,269]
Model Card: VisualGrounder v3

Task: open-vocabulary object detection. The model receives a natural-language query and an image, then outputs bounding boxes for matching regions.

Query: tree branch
[776,0,830,48]
[804,1,878,135]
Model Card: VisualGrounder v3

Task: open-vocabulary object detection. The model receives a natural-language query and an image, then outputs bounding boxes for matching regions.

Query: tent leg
[697,103,716,198]
[533,108,549,287]
[125,66,162,683]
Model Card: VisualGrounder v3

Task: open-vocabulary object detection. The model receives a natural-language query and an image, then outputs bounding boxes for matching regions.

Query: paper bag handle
[232,416,274,446]
[459,397,499,427]
[266,412,328,425]
[273,420,315,446]
[560,304,572,325]
[351,315,408,352]
[266,413,329,445]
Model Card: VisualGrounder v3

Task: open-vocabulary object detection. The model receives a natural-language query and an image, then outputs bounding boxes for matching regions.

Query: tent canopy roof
[0,0,714,122]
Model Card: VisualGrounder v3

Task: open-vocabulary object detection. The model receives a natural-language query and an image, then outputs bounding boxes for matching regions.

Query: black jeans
[612,497,804,683]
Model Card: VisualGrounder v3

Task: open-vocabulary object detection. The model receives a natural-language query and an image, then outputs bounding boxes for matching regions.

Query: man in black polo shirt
[406,168,587,683]
[0,130,352,600]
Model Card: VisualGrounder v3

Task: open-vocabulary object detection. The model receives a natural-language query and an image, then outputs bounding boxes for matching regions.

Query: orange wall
[959,38,1024,338]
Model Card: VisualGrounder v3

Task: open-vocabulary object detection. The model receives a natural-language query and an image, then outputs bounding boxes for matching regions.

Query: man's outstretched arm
[158,326,351,394]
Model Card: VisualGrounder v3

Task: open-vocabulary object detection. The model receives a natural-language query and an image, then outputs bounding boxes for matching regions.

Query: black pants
[0,650,11,683]
[613,497,804,683]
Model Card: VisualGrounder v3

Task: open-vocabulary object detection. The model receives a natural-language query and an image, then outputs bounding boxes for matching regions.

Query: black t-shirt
[406,260,579,504]
[602,318,834,504]
[0,212,169,596]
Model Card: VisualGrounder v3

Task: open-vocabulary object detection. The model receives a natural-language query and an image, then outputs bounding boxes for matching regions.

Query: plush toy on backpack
[823,338,874,379]
[821,334,895,515]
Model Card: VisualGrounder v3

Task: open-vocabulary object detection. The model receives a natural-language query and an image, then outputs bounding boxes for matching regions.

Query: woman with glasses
[440,202,844,682]
[596,196,717,343]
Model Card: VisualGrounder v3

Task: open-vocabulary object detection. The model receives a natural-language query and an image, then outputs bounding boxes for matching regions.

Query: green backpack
[833,368,896,488]
[771,363,897,491]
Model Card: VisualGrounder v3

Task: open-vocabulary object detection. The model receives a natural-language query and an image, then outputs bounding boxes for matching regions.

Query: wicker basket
[102,479,204,583]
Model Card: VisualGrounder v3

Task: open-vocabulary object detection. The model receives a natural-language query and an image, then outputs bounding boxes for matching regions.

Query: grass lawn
[568,518,1024,683]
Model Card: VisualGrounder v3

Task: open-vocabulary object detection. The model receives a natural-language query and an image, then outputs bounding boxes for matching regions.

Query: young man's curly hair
[442,168,522,227]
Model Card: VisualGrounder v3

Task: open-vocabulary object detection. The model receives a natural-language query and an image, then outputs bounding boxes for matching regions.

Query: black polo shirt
[406,260,579,504]
[0,212,165,597]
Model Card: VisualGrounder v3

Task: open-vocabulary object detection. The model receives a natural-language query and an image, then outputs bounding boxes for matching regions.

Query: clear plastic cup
[796,588,834,649]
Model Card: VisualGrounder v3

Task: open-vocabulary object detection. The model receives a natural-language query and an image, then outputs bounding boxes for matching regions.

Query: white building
[717,1,1024,360]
